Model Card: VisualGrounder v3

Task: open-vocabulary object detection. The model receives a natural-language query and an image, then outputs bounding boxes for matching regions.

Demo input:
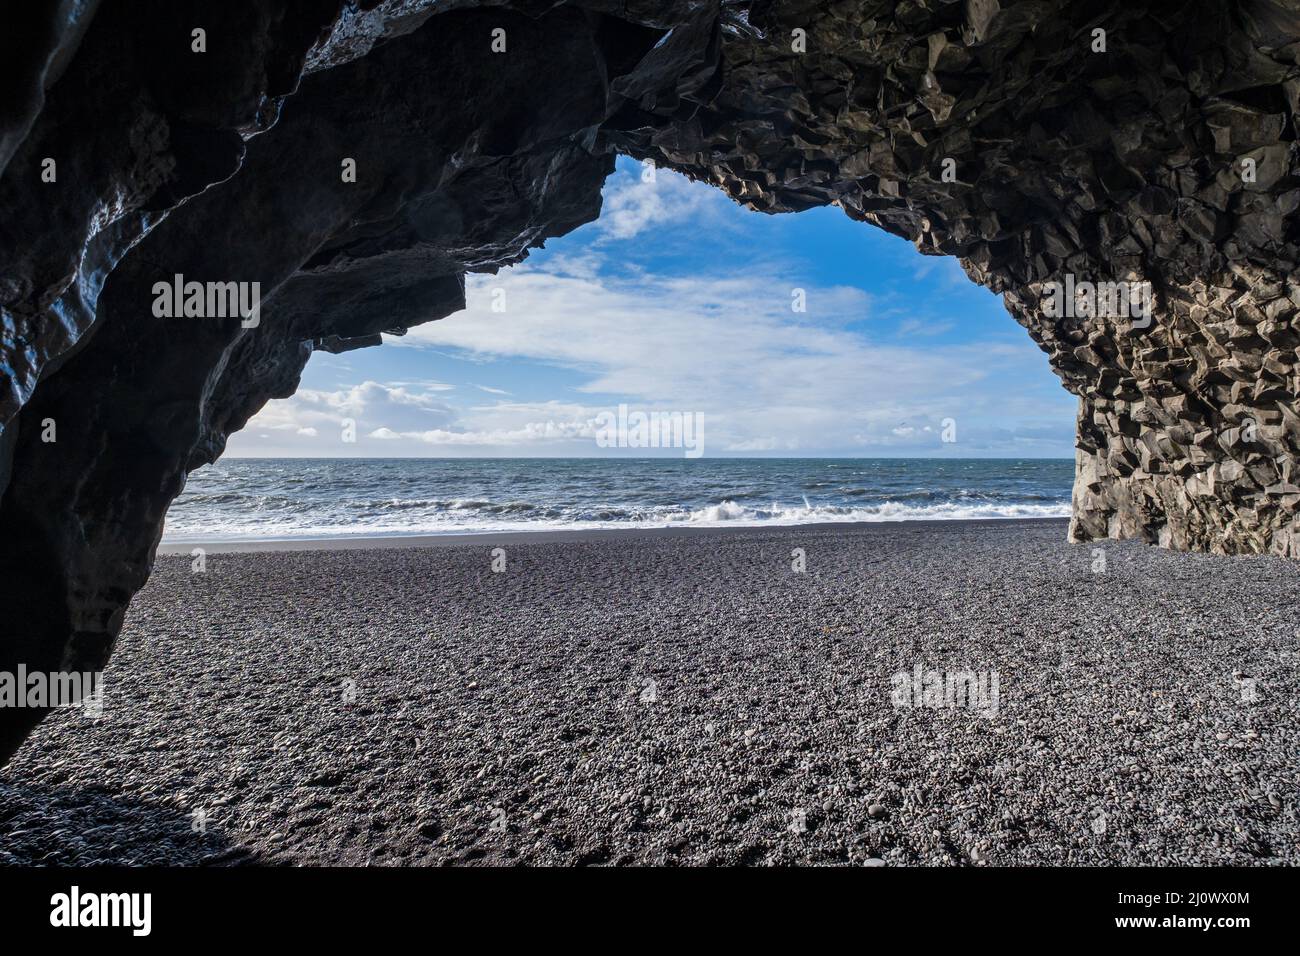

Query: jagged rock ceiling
[1,0,1298,762]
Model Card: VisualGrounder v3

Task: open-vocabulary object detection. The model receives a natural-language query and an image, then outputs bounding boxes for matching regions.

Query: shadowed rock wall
[1,0,1298,762]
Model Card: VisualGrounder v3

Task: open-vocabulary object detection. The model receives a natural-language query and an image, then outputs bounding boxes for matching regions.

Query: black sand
[2,518,1298,865]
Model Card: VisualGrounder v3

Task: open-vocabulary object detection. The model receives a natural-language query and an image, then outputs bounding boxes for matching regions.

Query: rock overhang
[0,0,1298,763]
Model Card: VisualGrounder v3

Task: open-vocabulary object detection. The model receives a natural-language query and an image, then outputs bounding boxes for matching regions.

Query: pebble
[2,523,1296,866]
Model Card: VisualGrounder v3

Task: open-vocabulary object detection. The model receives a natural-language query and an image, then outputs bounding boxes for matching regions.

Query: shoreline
[9,517,1297,866]
[156,515,1071,553]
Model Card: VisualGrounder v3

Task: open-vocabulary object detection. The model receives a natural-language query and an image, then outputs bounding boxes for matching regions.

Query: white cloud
[231,167,1074,458]
[370,420,597,446]
[228,380,459,455]
[387,379,455,390]
[231,380,615,455]
[387,255,1066,454]
[595,166,719,241]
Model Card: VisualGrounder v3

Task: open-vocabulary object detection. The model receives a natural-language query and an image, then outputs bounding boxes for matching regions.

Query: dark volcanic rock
[1,0,1300,761]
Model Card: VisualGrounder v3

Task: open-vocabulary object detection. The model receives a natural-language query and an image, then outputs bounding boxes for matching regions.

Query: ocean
[160,457,1074,542]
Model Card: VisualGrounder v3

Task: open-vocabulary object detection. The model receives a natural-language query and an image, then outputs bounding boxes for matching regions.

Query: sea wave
[162,458,1074,542]
[671,498,1068,525]
[161,496,1069,541]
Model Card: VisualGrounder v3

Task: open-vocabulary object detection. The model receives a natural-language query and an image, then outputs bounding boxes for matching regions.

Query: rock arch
[1,0,1298,762]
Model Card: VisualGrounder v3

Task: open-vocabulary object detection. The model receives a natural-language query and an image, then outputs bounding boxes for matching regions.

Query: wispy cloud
[230,163,1074,458]
[595,164,719,241]
[390,258,1061,454]
[234,381,457,452]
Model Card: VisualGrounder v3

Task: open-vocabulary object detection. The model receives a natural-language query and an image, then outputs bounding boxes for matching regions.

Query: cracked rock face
[1,0,1298,762]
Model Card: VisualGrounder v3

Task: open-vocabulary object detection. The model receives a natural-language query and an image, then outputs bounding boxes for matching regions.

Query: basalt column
[601,0,1300,556]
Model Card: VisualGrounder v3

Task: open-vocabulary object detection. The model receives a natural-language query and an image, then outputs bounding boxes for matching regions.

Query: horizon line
[216,454,1077,462]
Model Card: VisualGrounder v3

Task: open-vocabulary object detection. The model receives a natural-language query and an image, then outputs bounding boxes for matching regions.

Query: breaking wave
[162,457,1073,541]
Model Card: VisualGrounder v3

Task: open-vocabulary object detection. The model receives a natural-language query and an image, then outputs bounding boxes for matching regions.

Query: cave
[1,0,1298,768]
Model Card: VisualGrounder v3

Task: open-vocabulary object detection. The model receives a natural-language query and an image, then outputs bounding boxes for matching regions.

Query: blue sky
[228,156,1077,458]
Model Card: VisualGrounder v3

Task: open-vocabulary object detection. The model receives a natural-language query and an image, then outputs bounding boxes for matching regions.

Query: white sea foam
[162,496,1069,542]
[161,458,1074,542]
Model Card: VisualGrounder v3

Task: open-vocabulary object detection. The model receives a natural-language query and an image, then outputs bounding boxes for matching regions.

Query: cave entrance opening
[172,155,1077,544]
